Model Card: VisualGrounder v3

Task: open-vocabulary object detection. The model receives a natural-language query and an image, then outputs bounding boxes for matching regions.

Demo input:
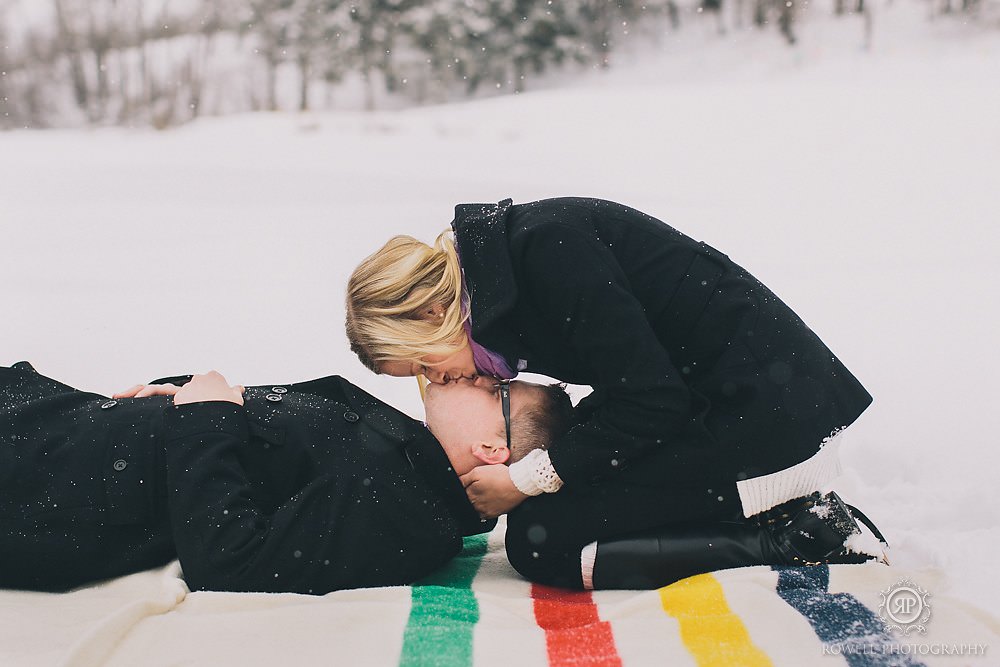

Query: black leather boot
[590,492,885,590]
[757,491,877,566]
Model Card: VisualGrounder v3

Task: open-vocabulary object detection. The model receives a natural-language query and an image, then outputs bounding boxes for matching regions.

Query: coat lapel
[451,198,518,338]
[451,198,533,369]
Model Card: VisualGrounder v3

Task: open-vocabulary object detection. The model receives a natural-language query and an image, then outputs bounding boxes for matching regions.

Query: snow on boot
[761,491,885,566]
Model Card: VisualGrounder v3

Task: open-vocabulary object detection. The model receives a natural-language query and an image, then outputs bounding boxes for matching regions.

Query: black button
[266,394,283,402]
[343,411,360,423]
[101,400,118,409]
[113,459,127,471]
[271,387,288,394]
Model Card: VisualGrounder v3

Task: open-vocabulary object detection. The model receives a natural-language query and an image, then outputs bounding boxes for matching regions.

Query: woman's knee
[505,514,584,589]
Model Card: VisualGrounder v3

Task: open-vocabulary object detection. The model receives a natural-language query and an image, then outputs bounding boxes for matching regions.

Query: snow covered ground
[2,1,998,612]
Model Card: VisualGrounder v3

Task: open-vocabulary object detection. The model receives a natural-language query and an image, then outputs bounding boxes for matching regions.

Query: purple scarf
[455,247,516,380]
[463,317,515,380]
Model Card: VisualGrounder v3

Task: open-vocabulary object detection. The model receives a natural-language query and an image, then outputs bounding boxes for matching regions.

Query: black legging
[504,477,742,589]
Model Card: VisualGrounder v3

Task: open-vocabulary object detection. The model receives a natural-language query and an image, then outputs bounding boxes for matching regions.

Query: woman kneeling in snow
[346,196,888,590]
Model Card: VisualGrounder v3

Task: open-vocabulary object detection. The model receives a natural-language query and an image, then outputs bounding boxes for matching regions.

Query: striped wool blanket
[1,518,996,666]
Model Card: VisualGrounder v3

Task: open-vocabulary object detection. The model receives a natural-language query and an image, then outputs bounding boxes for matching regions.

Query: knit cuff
[508,449,564,496]
[736,433,844,517]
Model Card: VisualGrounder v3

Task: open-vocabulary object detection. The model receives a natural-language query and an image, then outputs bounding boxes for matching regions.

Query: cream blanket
[2,518,996,666]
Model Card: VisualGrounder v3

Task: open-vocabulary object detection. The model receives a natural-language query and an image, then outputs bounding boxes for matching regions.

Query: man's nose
[423,369,448,384]
[471,375,495,389]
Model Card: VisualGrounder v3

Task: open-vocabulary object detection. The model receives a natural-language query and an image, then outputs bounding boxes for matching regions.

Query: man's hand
[459,464,529,519]
[113,384,182,399]
[172,371,245,407]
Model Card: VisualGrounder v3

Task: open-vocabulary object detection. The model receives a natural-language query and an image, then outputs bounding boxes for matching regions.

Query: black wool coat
[0,362,490,594]
[453,197,872,514]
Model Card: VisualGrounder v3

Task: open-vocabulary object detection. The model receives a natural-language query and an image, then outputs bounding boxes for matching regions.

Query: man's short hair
[509,383,575,463]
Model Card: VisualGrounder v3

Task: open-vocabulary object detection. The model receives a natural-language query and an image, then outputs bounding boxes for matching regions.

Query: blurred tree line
[0,0,991,129]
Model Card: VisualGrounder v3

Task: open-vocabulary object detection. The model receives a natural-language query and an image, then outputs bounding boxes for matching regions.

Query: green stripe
[399,535,489,667]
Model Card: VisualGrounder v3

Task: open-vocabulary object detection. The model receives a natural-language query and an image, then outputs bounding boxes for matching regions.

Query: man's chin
[423,382,440,400]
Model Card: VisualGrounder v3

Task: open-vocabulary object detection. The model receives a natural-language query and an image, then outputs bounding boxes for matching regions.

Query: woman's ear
[410,303,447,322]
[471,442,511,465]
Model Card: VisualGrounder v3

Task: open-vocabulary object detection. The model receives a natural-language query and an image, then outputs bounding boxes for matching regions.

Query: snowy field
[2,1,999,613]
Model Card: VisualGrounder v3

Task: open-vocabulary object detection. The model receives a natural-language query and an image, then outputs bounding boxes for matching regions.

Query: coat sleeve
[512,223,715,488]
[161,401,461,594]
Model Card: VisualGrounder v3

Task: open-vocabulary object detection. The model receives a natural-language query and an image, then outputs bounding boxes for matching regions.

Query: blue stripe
[773,566,926,667]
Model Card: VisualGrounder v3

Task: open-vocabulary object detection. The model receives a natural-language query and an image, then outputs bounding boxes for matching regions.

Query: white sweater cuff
[508,449,564,496]
[736,433,844,517]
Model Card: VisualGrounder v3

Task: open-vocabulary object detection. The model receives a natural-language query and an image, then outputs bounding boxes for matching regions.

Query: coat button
[113,459,127,471]
[271,387,288,394]
[343,411,360,423]
[266,394,283,402]
[101,400,118,409]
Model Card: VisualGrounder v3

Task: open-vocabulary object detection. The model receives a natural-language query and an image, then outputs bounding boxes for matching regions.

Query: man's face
[423,377,534,476]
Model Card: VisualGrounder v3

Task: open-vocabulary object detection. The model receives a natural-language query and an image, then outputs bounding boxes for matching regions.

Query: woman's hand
[460,464,529,519]
[172,371,245,406]
[113,383,182,399]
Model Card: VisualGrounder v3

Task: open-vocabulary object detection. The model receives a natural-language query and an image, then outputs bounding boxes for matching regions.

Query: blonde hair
[346,231,467,372]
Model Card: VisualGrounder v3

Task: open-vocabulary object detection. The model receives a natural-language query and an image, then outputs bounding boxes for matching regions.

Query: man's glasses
[498,379,511,450]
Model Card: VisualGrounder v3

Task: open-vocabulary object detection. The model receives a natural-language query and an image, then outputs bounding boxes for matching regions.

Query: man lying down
[0,362,880,595]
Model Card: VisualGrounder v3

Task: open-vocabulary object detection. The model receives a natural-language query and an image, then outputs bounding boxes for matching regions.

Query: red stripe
[531,584,622,667]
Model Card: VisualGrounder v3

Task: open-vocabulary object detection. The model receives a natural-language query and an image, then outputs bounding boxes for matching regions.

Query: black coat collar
[401,431,497,537]
[451,198,519,350]
[336,376,493,537]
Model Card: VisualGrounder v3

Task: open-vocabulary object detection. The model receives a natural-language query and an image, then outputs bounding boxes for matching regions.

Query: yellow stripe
[416,375,428,401]
[659,573,772,667]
